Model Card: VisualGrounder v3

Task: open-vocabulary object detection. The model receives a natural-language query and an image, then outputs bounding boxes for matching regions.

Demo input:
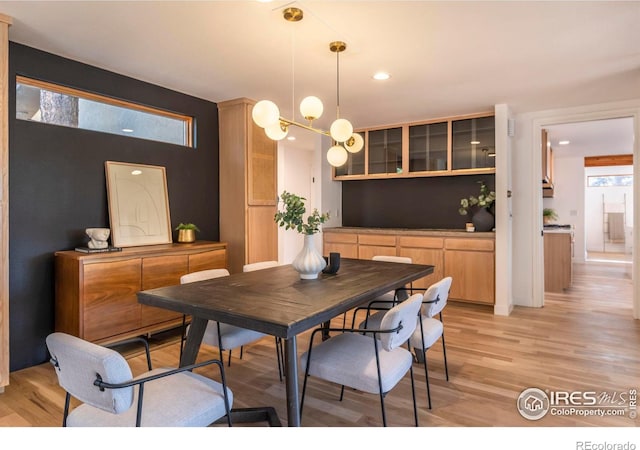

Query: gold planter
[177,229,196,243]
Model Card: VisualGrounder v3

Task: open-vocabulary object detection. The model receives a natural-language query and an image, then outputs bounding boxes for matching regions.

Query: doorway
[542,116,635,301]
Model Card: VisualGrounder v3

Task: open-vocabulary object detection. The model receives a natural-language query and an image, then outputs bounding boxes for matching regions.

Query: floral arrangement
[458,181,496,216]
[274,191,330,235]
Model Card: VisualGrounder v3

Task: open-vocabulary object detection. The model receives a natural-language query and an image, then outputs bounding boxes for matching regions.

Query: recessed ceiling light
[131,170,142,175]
[287,136,296,141]
[559,140,570,145]
[373,72,390,81]
[470,141,480,145]
[122,128,134,133]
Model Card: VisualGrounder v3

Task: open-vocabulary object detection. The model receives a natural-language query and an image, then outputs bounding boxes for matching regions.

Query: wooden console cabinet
[55,241,227,344]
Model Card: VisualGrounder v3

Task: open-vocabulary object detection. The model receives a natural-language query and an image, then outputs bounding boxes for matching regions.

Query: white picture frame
[105,161,172,247]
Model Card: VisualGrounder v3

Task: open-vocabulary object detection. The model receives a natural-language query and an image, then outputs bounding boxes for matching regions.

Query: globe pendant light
[251,7,363,168]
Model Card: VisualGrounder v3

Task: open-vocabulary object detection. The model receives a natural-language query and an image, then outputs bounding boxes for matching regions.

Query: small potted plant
[175,223,200,243]
[274,191,330,279]
[543,208,558,224]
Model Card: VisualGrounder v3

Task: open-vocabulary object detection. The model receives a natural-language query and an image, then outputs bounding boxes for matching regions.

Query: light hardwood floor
[0,261,638,427]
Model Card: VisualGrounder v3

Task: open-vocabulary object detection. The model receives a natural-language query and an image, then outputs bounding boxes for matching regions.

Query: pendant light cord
[336,49,340,119]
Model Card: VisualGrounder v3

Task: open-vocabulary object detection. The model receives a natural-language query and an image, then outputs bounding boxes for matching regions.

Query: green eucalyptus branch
[274,191,330,235]
[458,181,496,216]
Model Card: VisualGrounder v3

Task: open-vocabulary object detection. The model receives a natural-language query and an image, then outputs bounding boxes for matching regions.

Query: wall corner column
[0,13,12,392]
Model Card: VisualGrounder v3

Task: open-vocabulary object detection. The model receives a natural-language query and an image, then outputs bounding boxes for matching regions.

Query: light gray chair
[361,276,452,409]
[347,255,413,327]
[46,332,232,427]
[182,267,284,381]
[300,293,423,426]
[243,260,284,381]
[243,260,279,272]
[371,255,413,304]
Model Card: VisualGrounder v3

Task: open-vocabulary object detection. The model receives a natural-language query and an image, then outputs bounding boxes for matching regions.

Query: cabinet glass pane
[335,145,365,176]
[451,116,495,170]
[408,122,448,172]
[368,127,403,175]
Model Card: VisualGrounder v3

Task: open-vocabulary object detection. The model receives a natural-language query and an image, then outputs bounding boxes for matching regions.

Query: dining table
[137,257,434,426]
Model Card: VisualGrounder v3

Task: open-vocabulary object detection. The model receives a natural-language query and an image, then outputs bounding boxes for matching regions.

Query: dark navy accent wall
[341,175,495,229]
[8,42,220,371]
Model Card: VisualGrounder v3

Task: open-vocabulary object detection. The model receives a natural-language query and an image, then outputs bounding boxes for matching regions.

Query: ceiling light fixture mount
[251,7,363,167]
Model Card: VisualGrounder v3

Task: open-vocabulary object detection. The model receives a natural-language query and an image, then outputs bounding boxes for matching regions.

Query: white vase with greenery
[274,191,330,280]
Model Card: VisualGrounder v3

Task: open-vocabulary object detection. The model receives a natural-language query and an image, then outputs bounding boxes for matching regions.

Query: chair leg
[179,314,187,363]
[440,312,449,381]
[409,361,419,426]
[422,350,432,409]
[228,349,232,367]
[441,334,449,381]
[339,385,345,401]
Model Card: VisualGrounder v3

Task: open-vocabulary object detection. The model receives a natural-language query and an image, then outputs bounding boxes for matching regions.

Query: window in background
[15,76,193,147]
[587,175,633,187]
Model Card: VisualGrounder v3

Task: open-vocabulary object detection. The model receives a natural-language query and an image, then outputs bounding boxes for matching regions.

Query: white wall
[277,136,321,264]
[542,155,585,261]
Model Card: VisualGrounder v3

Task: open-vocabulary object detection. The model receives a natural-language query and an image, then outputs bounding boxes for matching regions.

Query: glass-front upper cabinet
[334,143,365,177]
[368,127,403,175]
[408,121,448,173]
[451,116,495,170]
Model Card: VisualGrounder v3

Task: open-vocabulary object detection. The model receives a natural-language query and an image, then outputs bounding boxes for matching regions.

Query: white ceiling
[1,1,639,150]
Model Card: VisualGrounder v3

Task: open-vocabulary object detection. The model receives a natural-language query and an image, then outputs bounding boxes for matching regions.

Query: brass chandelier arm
[278,117,331,138]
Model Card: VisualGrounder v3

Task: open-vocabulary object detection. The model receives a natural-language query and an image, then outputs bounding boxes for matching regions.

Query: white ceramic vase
[292,234,327,280]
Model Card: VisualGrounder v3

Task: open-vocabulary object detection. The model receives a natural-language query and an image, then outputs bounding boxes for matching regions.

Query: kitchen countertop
[323,227,495,238]
[543,224,573,234]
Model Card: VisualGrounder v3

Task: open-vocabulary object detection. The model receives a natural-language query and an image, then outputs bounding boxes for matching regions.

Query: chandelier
[251,7,363,167]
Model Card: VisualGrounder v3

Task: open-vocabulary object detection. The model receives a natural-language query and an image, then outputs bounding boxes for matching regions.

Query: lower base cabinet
[55,241,227,344]
[324,229,494,305]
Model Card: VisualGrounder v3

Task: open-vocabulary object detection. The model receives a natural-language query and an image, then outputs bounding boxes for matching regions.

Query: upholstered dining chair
[360,276,452,409]
[182,267,284,381]
[46,332,233,427]
[346,255,413,328]
[300,293,423,426]
[242,260,284,381]
[243,260,280,272]
[371,255,413,304]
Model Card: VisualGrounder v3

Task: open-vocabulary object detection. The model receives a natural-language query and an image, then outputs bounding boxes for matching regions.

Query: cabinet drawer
[324,232,358,244]
[398,236,444,249]
[83,259,142,342]
[445,238,494,251]
[359,245,396,260]
[141,255,188,327]
[358,234,396,246]
[188,249,227,273]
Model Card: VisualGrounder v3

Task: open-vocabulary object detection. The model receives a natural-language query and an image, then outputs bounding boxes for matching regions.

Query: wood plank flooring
[0,261,638,428]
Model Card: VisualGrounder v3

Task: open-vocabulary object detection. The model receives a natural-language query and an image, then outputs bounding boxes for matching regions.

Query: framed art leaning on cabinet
[105,161,172,247]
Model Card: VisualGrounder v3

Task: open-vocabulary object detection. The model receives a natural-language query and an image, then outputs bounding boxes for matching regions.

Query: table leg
[179,316,207,367]
[284,336,300,426]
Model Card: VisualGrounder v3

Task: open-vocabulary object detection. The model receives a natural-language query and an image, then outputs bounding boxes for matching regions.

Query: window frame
[16,75,194,147]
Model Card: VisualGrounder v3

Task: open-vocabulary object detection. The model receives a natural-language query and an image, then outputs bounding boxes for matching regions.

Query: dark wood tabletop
[137,258,434,339]
[137,257,434,426]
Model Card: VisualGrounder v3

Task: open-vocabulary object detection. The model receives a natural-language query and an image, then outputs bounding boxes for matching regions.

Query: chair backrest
[243,261,279,272]
[180,268,230,284]
[379,293,423,351]
[423,277,452,318]
[46,332,134,414]
[372,255,412,264]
